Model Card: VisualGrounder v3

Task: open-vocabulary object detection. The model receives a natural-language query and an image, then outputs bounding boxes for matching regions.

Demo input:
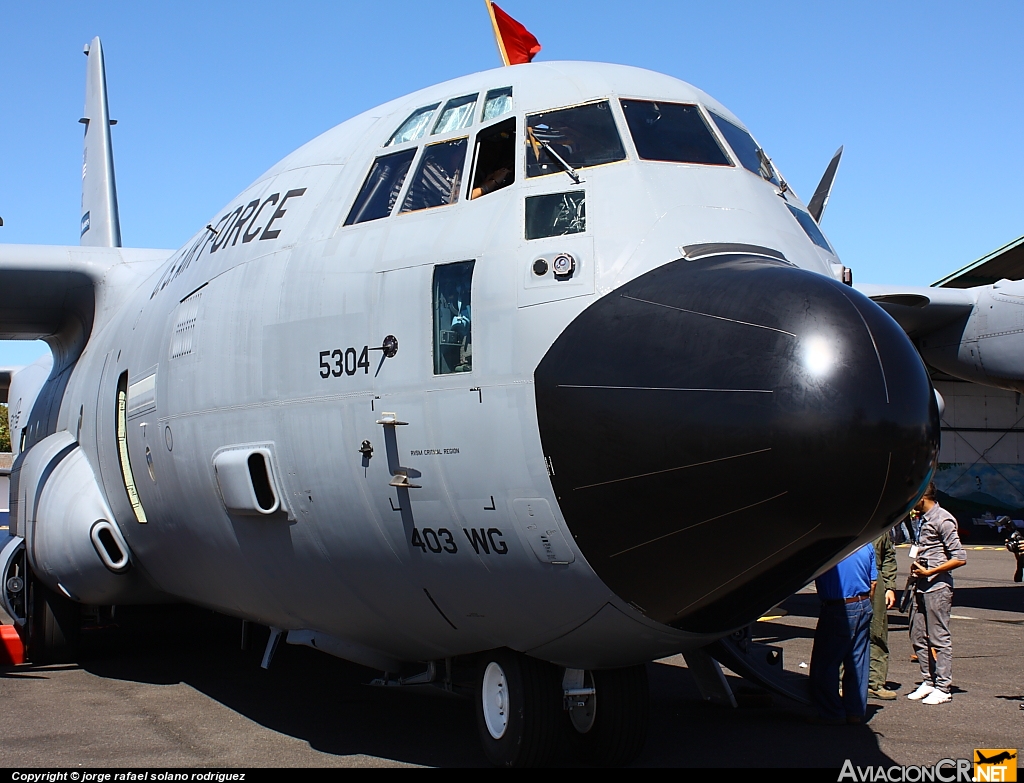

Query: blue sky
[2,1,1023,368]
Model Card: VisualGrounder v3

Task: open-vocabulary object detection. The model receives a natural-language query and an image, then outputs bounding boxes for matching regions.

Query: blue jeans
[810,598,873,720]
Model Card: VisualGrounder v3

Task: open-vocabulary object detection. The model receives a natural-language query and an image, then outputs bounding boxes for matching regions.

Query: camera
[996,517,1024,582]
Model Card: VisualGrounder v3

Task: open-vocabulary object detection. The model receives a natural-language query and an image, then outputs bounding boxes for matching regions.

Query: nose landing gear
[474,649,650,767]
[563,665,650,767]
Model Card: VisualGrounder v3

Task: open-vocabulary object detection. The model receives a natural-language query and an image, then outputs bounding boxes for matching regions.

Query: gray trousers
[908,584,953,692]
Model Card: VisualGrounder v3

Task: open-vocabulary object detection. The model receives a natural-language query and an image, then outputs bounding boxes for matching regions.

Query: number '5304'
[319,347,370,378]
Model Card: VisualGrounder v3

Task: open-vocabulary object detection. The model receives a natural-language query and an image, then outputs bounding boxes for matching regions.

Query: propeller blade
[807,145,843,224]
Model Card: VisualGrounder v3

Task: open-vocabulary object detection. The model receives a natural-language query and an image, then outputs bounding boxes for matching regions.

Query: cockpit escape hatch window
[386,104,439,147]
[620,99,731,165]
[433,261,474,375]
[401,137,469,212]
[526,101,625,178]
[433,94,478,135]
[470,117,515,199]
[344,148,416,225]
[709,112,781,186]
[482,87,513,121]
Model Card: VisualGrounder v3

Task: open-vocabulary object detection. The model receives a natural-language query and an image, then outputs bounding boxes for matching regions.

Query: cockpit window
[525,191,585,240]
[482,87,513,121]
[433,94,478,135]
[344,149,416,225]
[620,100,730,165]
[787,204,833,253]
[386,104,439,146]
[470,117,515,199]
[400,138,468,212]
[709,112,781,186]
[525,101,626,178]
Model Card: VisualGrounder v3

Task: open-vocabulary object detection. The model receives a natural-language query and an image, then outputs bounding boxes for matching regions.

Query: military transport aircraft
[0,38,938,766]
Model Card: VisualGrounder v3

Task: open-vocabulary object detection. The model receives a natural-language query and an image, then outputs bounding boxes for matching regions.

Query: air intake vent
[90,520,131,573]
[213,446,281,516]
[170,289,203,359]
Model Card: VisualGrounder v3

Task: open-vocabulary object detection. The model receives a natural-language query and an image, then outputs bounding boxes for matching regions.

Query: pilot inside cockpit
[470,117,515,199]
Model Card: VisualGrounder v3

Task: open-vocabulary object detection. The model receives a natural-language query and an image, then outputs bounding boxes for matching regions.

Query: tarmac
[0,546,1021,768]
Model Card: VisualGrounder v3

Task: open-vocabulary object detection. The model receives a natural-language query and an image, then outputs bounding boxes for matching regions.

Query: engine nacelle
[919,281,1024,394]
[15,431,163,604]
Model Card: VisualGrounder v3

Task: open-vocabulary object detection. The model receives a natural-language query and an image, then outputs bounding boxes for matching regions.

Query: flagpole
[484,0,511,66]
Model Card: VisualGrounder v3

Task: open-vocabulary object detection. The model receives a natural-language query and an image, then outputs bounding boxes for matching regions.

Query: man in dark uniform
[809,543,877,724]
[868,531,898,699]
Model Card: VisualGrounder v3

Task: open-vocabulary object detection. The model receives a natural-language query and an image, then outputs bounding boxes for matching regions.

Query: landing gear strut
[3,537,81,663]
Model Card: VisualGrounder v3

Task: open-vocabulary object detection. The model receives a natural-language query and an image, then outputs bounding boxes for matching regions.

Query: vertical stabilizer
[80,37,121,247]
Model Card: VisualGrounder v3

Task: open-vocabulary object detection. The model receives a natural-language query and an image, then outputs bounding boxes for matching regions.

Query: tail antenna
[79,37,121,247]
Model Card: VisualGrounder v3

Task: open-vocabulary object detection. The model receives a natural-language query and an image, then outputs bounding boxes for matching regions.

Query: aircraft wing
[0,244,172,342]
[855,283,976,338]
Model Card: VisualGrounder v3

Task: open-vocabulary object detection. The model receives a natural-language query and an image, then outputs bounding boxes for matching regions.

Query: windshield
[386,105,438,146]
[433,94,478,135]
[401,138,468,212]
[620,99,730,165]
[709,112,781,186]
[526,101,625,178]
[344,149,416,225]
[482,87,513,121]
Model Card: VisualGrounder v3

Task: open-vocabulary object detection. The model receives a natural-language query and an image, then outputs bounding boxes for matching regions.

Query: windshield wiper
[527,127,582,184]
[757,147,789,196]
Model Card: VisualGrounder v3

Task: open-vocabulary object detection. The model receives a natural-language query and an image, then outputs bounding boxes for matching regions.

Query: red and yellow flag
[486,1,541,66]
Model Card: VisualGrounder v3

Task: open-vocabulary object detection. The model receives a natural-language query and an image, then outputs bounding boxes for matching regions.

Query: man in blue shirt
[809,543,877,724]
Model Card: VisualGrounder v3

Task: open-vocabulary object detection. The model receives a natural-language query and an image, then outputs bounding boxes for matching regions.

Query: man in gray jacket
[906,482,966,705]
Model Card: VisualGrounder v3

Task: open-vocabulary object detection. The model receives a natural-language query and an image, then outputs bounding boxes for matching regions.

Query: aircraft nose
[534,254,938,634]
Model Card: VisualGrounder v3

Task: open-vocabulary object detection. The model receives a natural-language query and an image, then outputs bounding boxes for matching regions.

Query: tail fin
[79,37,121,247]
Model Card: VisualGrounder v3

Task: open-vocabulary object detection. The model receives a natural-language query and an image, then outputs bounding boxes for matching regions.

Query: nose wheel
[475,649,561,767]
[564,665,650,767]
[474,650,651,767]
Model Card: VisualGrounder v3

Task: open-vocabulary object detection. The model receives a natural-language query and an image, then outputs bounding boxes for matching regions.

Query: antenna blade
[807,145,843,224]
[80,37,121,247]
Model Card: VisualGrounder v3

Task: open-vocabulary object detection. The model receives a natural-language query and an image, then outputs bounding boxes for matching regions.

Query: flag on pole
[485,1,541,66]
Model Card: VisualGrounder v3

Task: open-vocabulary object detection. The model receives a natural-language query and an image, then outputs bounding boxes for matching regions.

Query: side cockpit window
[481,87,513,121]
[709,112,781,186]
[433,261,475,375]
[344,149,416,225]
[401,138,469,212]
[526,101,625,178]
[525,191,585,240]
[433,94,478,135]
[470,117,515,199]
[386,104,439,147]
[620,100,731,165]
[787,205,833,253]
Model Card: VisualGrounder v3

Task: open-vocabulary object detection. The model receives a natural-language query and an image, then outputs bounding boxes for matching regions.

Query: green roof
[934,233,1024,288]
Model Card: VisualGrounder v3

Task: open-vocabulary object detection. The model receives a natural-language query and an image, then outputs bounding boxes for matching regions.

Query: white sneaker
[922,690,951,705]
[907,683,936,700]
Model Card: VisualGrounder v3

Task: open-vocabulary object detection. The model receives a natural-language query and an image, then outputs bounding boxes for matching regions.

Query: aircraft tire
[566,664,650,767]
[475,649,562,768]
[24,578,81,663]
